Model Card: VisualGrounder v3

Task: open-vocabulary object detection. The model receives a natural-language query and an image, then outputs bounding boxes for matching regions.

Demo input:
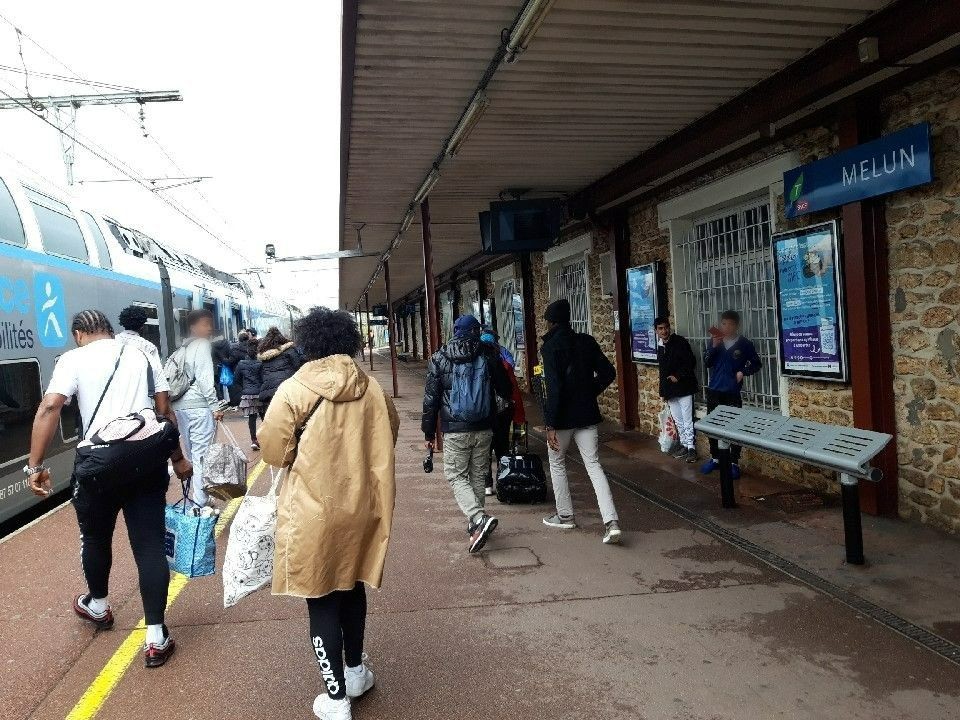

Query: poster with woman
[627,263,662,364]
[772,221,848,381]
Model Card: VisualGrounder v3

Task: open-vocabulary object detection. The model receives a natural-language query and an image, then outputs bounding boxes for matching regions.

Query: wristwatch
[22,463,48,477]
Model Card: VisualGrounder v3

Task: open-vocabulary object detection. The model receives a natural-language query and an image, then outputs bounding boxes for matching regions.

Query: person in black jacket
[234,339,264,450]
[540,299,621,545]
[257,327,302,417]
[655,317,699,463]
[422,315,512,554]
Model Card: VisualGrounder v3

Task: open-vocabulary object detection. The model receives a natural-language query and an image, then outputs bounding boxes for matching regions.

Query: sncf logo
[313,636,341,696]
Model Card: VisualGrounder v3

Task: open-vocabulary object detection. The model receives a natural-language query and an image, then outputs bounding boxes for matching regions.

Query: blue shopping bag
[165,482,217,578]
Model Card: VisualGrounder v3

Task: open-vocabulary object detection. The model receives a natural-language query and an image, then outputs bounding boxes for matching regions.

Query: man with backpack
[540,299,622,545]
[26,309,191,668]
[422,315,513,554]
[167,309,224,507]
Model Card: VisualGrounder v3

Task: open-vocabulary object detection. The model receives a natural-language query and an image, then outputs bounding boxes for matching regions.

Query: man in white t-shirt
[116,305,169,394]
[26,309,191,669]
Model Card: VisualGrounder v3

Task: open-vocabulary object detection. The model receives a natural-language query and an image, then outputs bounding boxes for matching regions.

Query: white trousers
[667,395,695,450]
[547,425,618,524]
[175,408,216,506]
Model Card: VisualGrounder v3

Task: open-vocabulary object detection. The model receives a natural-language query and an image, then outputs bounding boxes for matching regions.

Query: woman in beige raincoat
[258,307,399,720]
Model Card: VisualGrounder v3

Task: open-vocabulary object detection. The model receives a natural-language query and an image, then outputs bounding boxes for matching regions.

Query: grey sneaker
[543,513,576,529]
[603,520,622,545]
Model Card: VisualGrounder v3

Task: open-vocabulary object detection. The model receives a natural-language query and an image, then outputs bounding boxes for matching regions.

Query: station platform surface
[3,354,960,720]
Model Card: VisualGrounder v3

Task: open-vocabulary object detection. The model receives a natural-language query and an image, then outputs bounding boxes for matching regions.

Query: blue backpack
[450,353,492,423]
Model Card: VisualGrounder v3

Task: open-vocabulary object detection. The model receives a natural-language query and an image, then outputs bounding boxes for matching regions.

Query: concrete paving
[4,354,960,720]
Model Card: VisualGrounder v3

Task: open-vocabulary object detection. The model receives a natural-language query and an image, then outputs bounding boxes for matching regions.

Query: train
[0,161,301,524]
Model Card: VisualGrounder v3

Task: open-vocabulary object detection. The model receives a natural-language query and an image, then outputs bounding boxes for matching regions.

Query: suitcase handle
[510,422,529,456]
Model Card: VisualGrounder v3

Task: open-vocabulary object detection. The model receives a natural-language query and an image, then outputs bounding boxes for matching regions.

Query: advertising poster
[772,221,848,381]
[627,264,660,364]
[512,292,525,350]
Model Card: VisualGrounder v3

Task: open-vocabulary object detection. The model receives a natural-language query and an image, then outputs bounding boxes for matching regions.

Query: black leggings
[73,473,170,625]
[486,414,513,488]
[247,413,258,443]
[306,582,367,700]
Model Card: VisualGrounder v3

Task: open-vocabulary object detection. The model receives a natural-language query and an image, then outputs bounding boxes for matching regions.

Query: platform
[3,355,960,720]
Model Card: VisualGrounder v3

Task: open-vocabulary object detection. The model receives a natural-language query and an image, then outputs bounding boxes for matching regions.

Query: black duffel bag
[74,411,180,491]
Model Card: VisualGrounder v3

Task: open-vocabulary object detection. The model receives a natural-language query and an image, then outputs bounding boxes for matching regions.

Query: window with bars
[675,200,782,412]
[550,256,591,335]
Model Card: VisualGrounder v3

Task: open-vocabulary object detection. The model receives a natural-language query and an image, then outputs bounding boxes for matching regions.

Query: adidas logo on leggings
[312,636,341,696]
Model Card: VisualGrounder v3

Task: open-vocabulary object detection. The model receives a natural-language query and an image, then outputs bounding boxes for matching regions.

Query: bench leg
[840,473,865,565]
[717,446,737,509]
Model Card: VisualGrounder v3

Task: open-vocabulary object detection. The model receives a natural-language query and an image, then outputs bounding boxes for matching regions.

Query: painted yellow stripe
[65,459,267,720]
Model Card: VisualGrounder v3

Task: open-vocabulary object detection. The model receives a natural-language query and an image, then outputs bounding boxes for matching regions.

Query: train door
[132,302,162,353]
[230,303,243,339]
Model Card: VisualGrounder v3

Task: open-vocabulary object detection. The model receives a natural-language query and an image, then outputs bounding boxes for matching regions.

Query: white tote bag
[222,467,282,608]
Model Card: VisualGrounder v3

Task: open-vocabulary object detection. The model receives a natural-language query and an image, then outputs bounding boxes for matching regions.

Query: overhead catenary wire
[0,11,232,233]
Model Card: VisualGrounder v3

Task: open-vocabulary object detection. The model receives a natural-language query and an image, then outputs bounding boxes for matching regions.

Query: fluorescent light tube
[446,91,490,157]
[506,0,556,63]
[414,168,441,204]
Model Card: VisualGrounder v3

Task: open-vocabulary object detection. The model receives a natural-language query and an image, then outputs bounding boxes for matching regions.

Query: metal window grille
[552,257,591,335]
[675,200,782,412]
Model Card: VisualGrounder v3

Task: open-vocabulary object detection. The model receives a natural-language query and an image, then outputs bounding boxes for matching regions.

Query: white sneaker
[313,694,351,720]
[345,657,375,698]
[603,520,622,545]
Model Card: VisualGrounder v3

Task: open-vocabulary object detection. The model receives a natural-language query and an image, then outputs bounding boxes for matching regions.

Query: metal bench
[695,406,893,565]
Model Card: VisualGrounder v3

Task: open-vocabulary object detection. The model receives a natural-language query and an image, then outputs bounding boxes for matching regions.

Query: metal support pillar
[717,441,737,509]
[839,473,866,565]
[364,293,374,371]
[384,260,399,398]
[476,272,488,327]
[355,308,364,360]
[610,213,639,430]
[420,198,441,353]
[839,99,898,517]
[410,305,419,360]
[420,297,429,360]
[519,253,539,385]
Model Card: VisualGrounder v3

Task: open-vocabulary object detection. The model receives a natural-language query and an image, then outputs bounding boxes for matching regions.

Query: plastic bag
[165,482,217,578]
[202,423,249,501]
[658,406,678,453]
[219,363,235,386]
[222,467,282,608]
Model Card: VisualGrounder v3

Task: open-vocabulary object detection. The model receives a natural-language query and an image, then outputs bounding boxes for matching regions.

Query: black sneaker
[73,594,114,630]
[145,626,176,668]
[467,513,498,554]
[683,448,699,464]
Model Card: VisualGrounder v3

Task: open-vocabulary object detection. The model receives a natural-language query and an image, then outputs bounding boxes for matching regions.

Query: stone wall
[882,66,960,533]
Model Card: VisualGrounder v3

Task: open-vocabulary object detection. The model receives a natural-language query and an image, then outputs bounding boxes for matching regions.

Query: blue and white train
[0,163,300,524]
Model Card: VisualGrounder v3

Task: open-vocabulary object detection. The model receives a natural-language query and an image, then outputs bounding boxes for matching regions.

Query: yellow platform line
[65,459,267,720]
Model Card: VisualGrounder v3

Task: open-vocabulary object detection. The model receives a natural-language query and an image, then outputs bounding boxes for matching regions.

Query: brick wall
[882,66,960,533]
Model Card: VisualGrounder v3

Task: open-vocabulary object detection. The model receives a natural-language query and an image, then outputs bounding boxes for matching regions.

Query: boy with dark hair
[654,316,698,463]
[701,309,762,478]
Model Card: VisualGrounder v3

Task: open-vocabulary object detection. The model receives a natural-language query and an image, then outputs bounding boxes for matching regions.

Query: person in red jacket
[481,329,526,495]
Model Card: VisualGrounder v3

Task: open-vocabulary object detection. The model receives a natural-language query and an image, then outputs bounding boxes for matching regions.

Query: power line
[0,63,138,91]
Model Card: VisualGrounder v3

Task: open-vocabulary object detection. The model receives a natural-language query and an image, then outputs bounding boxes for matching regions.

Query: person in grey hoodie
[171,309,224,506]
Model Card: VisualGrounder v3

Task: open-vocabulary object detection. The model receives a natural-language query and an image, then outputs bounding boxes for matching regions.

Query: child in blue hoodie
[701,310,762,478]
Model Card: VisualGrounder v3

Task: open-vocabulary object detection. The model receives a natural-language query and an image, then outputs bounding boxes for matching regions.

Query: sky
[0,1,341,309]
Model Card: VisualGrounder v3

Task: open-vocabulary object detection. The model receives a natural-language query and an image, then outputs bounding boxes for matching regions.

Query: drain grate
[530,434,960,667]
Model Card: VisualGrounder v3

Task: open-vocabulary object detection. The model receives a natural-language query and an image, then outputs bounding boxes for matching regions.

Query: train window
[0,177,26,247]
[81,212,112,269]
[0,359,42,469]
[25,188,89,262]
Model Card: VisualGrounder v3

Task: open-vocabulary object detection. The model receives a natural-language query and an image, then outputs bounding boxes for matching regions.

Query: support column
[364,293,374,371]
[384,261,399,398]
[838,99,897,517]
[355,308,364,361]
[421,198,441,353]
[610,213,639,430]
[477,272,488,327]
[519,253,539,384]
[410,305,419,360]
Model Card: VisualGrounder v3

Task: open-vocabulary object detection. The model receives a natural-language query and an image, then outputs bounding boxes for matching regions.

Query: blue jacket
[704,337,762,394]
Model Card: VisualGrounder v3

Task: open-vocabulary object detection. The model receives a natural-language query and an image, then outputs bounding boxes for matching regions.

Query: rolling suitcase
[496,423,548,504]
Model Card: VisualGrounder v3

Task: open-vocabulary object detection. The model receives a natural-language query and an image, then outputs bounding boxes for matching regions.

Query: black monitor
[479,198,564,254]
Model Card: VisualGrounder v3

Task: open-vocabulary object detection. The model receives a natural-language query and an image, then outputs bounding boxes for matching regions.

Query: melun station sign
[784,122,933,219]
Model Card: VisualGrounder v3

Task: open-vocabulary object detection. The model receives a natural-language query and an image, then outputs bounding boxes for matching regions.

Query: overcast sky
[0,1,341,309]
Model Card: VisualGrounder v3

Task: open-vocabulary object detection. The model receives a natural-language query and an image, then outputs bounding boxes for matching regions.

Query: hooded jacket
[541,324,616,430]
[257,342,302,402]
[233,357,263,397]
[421,336,513,439]
[258,355,399,598]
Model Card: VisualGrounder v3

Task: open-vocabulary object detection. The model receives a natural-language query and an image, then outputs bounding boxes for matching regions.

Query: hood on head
[293,354,368,402]
[444,337,481,364]
[258,341,295,362]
